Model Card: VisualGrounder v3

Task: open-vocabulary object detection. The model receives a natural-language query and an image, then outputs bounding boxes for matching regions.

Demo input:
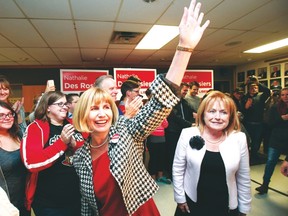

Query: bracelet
[176,45,193,52]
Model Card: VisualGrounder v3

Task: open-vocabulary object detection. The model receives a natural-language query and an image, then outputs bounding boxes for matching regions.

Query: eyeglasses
[132,90,140,94]
[0,112,15,120]
[52,102,71,107]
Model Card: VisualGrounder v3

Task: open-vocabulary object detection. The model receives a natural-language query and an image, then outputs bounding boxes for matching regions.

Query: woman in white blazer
[173,91,251,216]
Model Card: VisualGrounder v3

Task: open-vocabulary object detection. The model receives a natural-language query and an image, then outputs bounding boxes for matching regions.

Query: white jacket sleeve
[173,129,189,204]
[0,187,19,216]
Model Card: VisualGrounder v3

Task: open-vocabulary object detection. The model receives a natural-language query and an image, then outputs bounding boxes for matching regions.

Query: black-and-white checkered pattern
[73,75,180,215]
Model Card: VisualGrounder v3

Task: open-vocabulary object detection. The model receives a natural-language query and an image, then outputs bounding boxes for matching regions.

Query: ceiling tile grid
[0,0,287,68]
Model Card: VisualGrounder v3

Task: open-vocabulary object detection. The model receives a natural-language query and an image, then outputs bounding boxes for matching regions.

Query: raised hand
[178,0,210,49]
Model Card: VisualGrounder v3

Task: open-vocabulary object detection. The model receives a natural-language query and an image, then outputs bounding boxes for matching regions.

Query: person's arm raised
[165,0,209,86]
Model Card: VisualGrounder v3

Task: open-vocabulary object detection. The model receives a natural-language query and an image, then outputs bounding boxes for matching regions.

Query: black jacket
[166,98,195,134]
[241,83,270,123]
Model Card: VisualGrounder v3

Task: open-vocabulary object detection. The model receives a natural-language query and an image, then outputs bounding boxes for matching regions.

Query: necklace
[89,136,109,149]
[205,134,224,144]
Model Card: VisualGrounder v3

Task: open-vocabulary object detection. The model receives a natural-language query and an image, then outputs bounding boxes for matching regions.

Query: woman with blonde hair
[173,91,251,216]
[72,0,210,215]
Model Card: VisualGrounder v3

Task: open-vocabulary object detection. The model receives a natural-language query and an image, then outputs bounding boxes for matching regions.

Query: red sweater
[150,119,168,137]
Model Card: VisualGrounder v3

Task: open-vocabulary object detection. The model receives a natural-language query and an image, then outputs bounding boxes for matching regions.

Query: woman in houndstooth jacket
[72,0,210,215]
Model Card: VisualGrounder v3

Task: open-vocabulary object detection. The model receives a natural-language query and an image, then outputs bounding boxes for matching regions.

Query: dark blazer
[73,75,180,216]
[241,83,270,123]
[166,98,195,134]
[268,103,288,152]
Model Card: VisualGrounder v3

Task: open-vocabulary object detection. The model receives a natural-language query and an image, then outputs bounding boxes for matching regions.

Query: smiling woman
[0,78,27,139]
[71,1,210,215]
[173,91,251,216]
[0,101,30,216]
[20,91,85,216]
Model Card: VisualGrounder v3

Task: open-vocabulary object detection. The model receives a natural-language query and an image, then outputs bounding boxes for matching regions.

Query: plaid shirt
[73,75,180,215]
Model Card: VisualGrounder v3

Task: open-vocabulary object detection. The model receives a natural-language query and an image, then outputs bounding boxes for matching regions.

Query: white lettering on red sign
[63,75,88,81]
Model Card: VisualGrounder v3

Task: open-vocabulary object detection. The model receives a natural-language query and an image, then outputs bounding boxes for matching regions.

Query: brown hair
[0,101,19,140]
[34,91,66,122]
[196,90,240,135]
[277,87,288,115]
[0,78,12,104]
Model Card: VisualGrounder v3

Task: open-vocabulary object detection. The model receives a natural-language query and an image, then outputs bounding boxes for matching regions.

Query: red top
[118,102,125,115]
[92,152,160,216]
[150,118,169,136]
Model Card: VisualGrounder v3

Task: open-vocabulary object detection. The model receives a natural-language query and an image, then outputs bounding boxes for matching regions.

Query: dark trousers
[174,194,239,216]
[244,122,263,158]
[263,147,281,183]
[33,205,80,216]
[262,123,272,154]
[165,131,181,179]
[146,141,166,175]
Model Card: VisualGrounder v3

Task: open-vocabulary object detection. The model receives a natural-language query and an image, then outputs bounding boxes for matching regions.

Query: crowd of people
[0,0,287,216]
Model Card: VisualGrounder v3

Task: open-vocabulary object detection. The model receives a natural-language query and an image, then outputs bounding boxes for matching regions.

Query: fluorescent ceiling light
[136,25,179,50]
[244,38,288,53]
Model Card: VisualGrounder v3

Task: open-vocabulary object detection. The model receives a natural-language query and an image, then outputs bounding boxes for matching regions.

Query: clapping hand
[12,97,24,113]
[61,124,75,145]
[124,96,143,118]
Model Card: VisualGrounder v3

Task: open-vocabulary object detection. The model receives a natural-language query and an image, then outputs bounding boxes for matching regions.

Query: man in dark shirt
[241,76,270,164]
[232,87,244,112]
[165,82,196,179]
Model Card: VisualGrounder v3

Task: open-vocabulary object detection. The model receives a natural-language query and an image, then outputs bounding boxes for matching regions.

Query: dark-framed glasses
[132,89,140,94]
[0,112,15,120]
[52,102,71,107]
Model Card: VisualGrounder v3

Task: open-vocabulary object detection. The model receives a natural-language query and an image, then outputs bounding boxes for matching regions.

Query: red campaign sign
[60,69,109,93]
[114,68,157,100]
[114,68,156,89]
[182,70,214,96]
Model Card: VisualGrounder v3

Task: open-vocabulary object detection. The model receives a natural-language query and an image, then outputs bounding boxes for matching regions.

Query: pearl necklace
[205,134,224,144]
[89,136,109,149]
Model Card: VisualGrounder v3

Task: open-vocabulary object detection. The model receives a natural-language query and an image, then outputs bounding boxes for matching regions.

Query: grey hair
[93,75,113,87]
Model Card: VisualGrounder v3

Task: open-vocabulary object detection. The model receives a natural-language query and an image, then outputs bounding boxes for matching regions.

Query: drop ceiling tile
[198,29,245,50]
[225,0,288,30]
[0,55,11,61]
[15,0,71,19]
[114,23,152,34]
[53,48,81,61]
[18,61,41,65]
[0,0,24,18]
[81,48,106,61]
[0,19,47,47]
[23,48,59,61]
[71,0,121,21]
[0,48,34,61]
[76,21,114,47]
[105,49,131,61]
[206,0,270,28]
[0,61,19,66]
[38,61,62,65]
[32,20,77,47]
[0,35,17,47]
[255,15,288,33]
[117,0,173,24]
[157,0,221,25]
